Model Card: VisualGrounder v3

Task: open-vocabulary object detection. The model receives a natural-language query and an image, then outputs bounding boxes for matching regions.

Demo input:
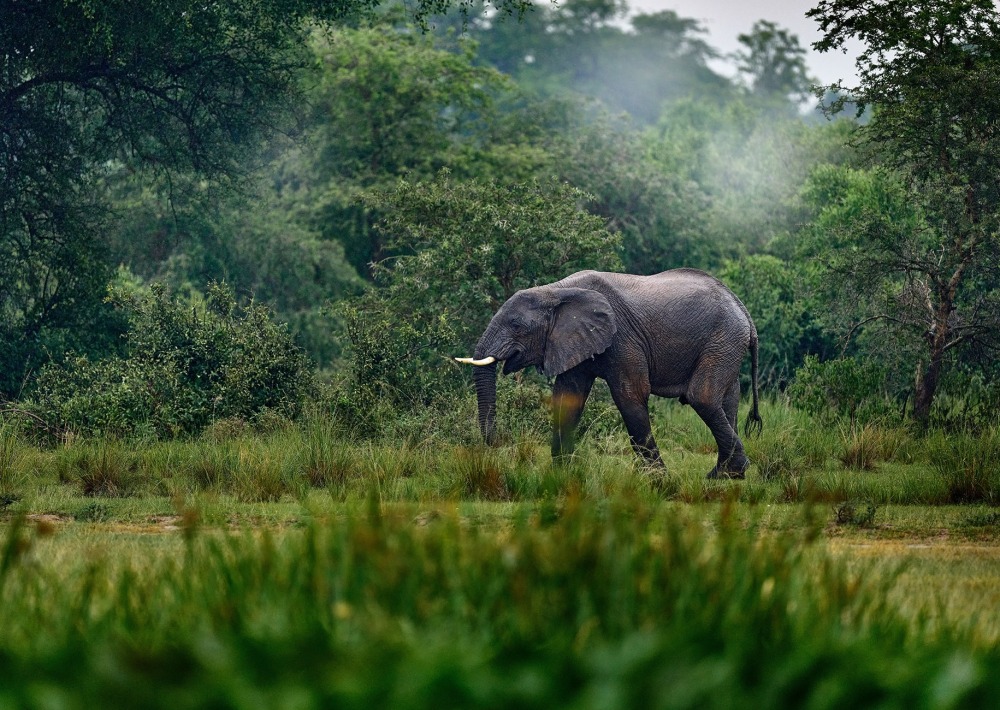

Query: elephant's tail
[744,330,763,438]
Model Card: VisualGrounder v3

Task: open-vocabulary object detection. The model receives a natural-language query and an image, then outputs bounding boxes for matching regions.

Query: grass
[2,499,1000,707]
[4,400,1000,511]
[3,402,1000,705]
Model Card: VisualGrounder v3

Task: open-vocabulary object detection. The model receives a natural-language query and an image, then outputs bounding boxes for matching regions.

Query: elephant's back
[560,269,748,327]
[560,269,753,381]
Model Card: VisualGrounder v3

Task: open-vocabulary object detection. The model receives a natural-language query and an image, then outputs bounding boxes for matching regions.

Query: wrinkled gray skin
[468,269,762,478]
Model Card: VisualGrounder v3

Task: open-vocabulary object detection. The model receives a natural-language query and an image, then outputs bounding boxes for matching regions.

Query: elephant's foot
[707,467,745,480]
[706,455,749,480]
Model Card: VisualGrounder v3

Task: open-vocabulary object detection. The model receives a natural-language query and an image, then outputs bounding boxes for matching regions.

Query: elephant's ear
[543,288,617,377]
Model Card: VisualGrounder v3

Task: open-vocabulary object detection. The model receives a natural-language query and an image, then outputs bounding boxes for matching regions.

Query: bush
[832,499,879,527]
[788,355,897,425]
[29,282,314,439]
[720,255,833,389]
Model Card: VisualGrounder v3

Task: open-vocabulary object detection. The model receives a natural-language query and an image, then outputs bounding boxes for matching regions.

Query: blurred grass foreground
[2,497,998,709]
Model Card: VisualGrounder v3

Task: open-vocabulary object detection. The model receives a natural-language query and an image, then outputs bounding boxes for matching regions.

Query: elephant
[455,269,762,478]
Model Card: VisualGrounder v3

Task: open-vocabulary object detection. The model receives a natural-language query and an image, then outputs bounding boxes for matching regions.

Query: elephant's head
[456,286,617,444]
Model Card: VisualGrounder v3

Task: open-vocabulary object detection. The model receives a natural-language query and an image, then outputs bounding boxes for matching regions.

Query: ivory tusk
[454,356,497,366]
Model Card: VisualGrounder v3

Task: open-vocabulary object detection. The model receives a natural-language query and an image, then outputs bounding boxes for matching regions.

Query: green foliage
[296,24,515,275]
[720,255,834,387]
[838,424,907,471]
[654,97,859,259]
[107,174,364,369]
[788,356,895,425]
[457,1,735,123]
[342,172,620,409]
[0,0,375,397]
[3,499,1000,705]
[745,424,807,482]
[0,419,27,502]
[1,1,531,398]
[30,283,314,439]
[832,499,878,527]
[927,369,1000,432]
[809,0,1000,422]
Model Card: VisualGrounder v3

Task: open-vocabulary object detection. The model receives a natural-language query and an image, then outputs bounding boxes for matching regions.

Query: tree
[106,170,364,368]
[736,20,817,104]
[456,2,733,124]
[808,0,1000,423]
[0,0,530,399]
[294,25,513,275]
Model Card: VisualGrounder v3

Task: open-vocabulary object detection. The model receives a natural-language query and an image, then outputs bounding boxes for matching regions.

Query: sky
[626,0,862,88]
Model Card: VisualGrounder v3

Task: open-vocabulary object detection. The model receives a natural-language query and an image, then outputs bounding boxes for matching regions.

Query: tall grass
[1,499,998,706]
[926,429,1000,505]
[0,419,27,504]
[4,401,1000,509]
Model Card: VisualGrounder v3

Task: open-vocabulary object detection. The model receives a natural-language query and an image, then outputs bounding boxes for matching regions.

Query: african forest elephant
[455,269,762,478]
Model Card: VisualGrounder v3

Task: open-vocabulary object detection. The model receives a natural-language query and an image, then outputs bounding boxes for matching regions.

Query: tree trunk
[913,351,944,425]
[913,288,955,425]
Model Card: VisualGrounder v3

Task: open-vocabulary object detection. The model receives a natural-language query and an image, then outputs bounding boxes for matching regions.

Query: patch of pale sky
[625,0,863,89]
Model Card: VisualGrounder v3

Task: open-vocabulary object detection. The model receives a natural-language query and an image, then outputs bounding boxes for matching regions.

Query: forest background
[4,0,1000,441]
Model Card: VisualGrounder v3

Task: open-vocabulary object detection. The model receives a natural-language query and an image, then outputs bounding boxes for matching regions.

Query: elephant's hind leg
[689,375,748,479]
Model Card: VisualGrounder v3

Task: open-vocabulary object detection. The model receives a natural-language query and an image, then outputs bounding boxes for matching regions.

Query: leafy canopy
[341,172,621,410]
[807,0,1000,421]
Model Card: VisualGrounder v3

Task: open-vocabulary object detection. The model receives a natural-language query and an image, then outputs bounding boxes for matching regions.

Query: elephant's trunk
[473,361,498,445]
[469,322,506,445]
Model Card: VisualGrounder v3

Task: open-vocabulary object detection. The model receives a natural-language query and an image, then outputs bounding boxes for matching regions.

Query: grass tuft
[301,421,358,488]
[838,424,906,470]
[445,446,512,500]
[54,440,145,497]
[927,430,1000,505]
[0,419,28,501]
[832,499,879,527]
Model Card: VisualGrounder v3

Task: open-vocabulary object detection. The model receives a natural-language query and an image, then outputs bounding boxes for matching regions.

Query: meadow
[2,400,1000,708]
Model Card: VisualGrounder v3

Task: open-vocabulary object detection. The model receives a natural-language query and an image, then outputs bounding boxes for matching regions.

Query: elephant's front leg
[551,371,595,462]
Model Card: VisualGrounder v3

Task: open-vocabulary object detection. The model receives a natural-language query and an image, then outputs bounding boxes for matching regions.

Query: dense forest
[4,0,1000,439]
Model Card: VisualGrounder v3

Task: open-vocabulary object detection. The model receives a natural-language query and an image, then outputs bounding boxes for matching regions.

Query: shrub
[788,355,896,425]
[833,499,878,527]
[719,254,833,389]
[30,282,314,439]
